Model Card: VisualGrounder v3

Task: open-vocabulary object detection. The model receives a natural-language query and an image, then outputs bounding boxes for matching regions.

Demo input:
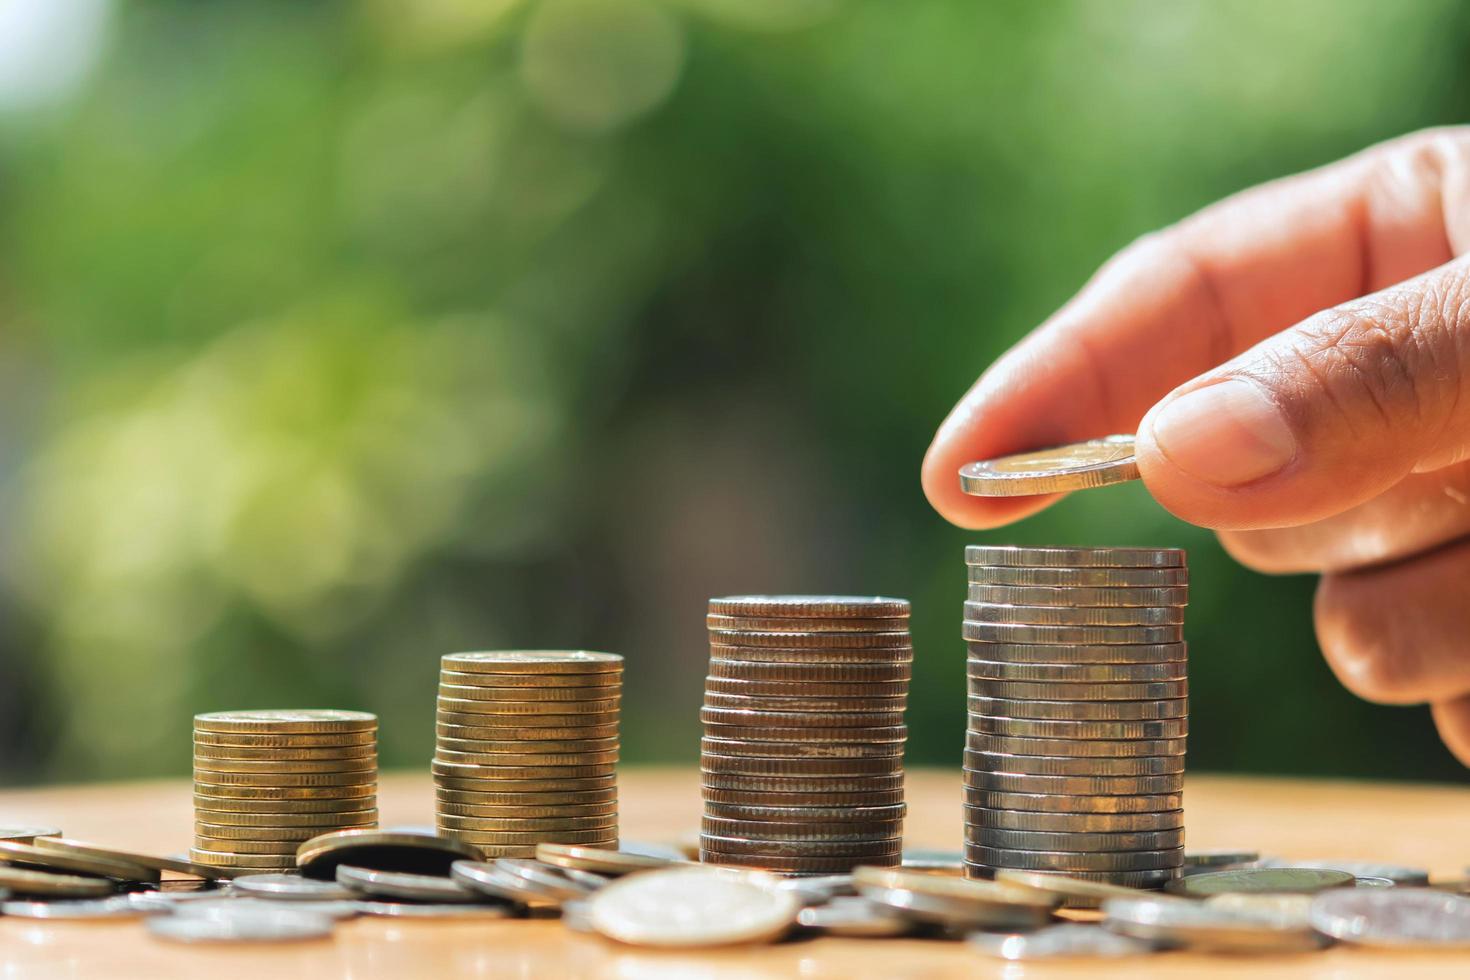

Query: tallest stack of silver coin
[961,545,1188,887]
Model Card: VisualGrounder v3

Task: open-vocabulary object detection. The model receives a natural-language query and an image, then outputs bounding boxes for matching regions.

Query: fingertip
[1430,697,1470,767]
[920,439,1059,530]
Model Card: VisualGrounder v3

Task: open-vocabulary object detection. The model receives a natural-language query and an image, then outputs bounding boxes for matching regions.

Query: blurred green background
[0,0,1465,785]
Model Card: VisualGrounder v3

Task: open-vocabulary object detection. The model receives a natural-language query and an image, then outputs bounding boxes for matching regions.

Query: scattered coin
[969,922,1157,959]
[797,896,915,937]
[334,864,481,903]
[993,868,1147,909]
[147,908,335,944]
[1184,849,1261,870]
[535,842,684,875]
[173,896,361,921]
[232,873,357,901]
[1258,857,1430,886]
[0,827,63,843]
[0,865,115,898]
[0,840,158,883]
[1166,868,1355,897]
[0,896,144,919]
[900,849,965,871]
[1310,888,1470,947]
[854,867,1057,931]
[493,859,602,901]
[587,867,799,947]
[352,900,518,919]
[297,829,483,880]
[774,874,857,904]
[31,838,230,879]
[1103,896,1328,953]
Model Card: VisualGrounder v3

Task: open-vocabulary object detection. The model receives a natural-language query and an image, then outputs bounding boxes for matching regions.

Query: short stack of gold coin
[699,595,912,875]
[433,651,622,857]
[192,710,378,872]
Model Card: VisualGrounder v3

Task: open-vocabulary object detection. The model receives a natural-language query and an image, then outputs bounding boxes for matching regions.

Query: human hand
[922,128,1470,765]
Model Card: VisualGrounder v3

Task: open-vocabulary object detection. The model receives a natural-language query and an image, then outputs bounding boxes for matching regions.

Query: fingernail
[1150,379,1297,487]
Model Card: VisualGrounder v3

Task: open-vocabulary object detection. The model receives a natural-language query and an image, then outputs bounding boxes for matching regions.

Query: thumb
[1135,257,1470,530]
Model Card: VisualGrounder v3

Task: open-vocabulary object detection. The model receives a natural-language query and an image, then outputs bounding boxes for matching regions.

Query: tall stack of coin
[433,651,622,857]
[699,596,911,875]
[192,710,378,872]
[963,546,1187,888]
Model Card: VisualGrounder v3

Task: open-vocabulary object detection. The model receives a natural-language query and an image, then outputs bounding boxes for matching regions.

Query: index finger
[921,129,1459,529]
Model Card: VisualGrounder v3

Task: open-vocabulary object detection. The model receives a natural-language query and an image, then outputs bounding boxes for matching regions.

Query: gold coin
[449,843,540,858]
[437,684,621,703]
[194,808,378,827]
[435,736,618,755]
[433,775,616,793]
[192,744,377,762]
[707,660,912,683]
[192,757,377,774]
[193,710,377,734]
[441,651,623,674]
[959,435,1140,496]
[438,669,621,690]
[296,829,482,878]
[435,787,617,806]
[965,544,1184,569]
[433,750,619,767]
[436,723,618,742]
[700,754,902,776]
[194,823,352,842]
[699,737,904,760]
[30,837,232,880]
[703,678,909,698]
[440,828,617,846]
[430,761,615,780]
[436,708,619,727]
[193,769,377,787]
[436,802,617,819]
[0,840,159,883]
[705,614,911,633]
[701,723,907,743]
[187,849,296,869]
[699,833,901,858]
[700,697,907,717]
[964,601,1185,627]
[193,792,375,811]
[0,866,117,897]
[435,815,618,832]
[192,730,377,748]
[437,698,619,716]
[192,837,301,855]
[192,782,376,800]
[970,565,1189,587]
[707,643,913,665]
[706,630,911,650]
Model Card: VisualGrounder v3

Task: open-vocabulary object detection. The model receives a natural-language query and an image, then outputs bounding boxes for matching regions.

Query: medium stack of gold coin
[963,546,1187,888]
[192,710,378,872]
[433,651,622,857]
[699,595,911,875]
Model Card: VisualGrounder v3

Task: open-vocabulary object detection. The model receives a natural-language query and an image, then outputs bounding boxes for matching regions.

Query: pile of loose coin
[698,595,912,875]
[962,546,1188,887]
[192,710,379,873]
[433,651,622,857]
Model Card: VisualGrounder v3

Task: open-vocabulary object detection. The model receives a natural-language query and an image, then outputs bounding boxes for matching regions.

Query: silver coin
[1165,868,1355,896]
[2,896,144,919]
[967,641,1187,666]
[966,806,1184,834]
[148,908,335,943]
[797,896,913,937]
[128,887,235,911]
[969,922,1157,959]
[0,827,63,843]
[967,845,1183,873]
[969,863,1178,888]
[1204,892,1314,928]
[335,864,480,903]
[962,769,1183,796]
[856,879,1054,931]
[1310,888,1470,947]
[1258,857,1429,886]
[352,900,519,919]
[969,565,1189,587]
[968,827,1184,852]
[450,860,549,904]
[174,896,360,921]
[967,583,1189,608]
[968,714,1188,740]
[1184,850,1260,870]
[967,695,1188,721]
[966,732,1188,758]
[493,858,600,901]
[964,790,1184,814]
[561,899,595,933]
[991,869,1148,909]
[964,602,1184,627]
[964,750,1183,777]
[773,874,857,904]
[964,621,1185,645]
[232,873,356,902]
[967,678,1188,701]
[900,849,964,871]
[1103,896,1328,953]
[587,867,800,946]
[967,659,1187,682]
[964,545,1184,569]
[1355,876,1397,888]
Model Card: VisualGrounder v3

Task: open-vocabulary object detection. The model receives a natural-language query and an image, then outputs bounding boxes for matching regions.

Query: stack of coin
[433,651,622,857]
[963,546,1187,888]
[192,710,378,872]
[699,596,911,875]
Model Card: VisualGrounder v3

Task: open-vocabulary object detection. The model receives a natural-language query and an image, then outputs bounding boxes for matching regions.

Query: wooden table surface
[0,768,1466,978]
